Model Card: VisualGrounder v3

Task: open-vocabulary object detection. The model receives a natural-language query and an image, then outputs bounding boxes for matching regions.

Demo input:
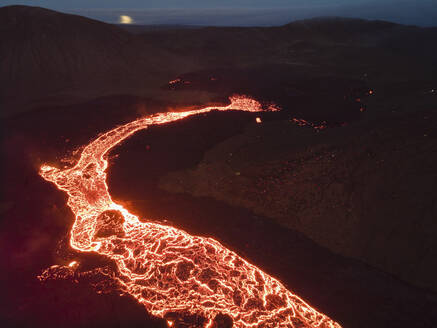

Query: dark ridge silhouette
[2,6,437,118]
[0,5,194,117]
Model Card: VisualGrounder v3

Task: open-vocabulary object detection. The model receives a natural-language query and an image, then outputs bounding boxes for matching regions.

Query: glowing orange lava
[39,96,341,328]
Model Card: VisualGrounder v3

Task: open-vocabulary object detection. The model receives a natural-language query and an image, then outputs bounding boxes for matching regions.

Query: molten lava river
[39,96,341,328]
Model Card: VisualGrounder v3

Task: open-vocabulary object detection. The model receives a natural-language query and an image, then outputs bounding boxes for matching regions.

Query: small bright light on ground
[68,261,78,267]
[120,15,133,24]
[256,117,262,123]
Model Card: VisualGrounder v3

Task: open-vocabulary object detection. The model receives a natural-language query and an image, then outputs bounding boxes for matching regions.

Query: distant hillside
[0,6,194,117]
[137,16,437,69]
[1,7,436,117]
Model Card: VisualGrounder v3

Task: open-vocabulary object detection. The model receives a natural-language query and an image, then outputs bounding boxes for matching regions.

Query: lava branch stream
[39,96,341,328]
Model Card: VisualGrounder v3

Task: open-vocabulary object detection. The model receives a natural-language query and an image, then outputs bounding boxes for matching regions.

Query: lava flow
[39,96,341,328]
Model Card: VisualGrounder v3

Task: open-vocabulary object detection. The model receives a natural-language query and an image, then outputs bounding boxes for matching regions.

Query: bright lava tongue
[39,96,341,328]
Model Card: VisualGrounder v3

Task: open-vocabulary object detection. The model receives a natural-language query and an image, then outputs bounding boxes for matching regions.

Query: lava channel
[39,95,341,328]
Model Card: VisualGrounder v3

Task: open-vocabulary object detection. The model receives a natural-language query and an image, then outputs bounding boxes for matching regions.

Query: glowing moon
[119,15,133,24]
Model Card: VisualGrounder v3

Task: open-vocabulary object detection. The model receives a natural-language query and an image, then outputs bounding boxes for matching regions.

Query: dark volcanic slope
[138,17,437,67]
[0,6,195,117]
[161,106,437,292]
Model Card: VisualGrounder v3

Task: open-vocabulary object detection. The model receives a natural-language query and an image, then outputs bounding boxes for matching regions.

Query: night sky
[2,0,437,26]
